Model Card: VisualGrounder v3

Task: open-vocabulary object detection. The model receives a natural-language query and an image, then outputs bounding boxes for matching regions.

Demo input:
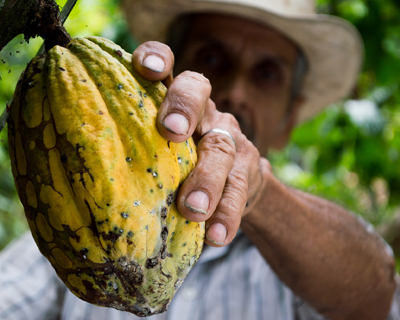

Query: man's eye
[198,50,223,68]
[202,52,220,66]
[258,69,277,81]
[254,64,281,84]
[194,45,228,73]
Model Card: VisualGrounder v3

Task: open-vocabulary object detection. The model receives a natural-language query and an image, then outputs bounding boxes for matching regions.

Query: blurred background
[0,0,400,265]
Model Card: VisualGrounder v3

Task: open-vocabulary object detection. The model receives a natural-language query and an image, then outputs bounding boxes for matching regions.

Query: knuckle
[225,113,240,129]
[200,133,236,159]
[142,41,172,54]
[228,168,249,193]
[179,71,212,92]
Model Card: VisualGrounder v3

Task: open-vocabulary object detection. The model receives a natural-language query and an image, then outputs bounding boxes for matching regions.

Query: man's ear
[272,95,305,150]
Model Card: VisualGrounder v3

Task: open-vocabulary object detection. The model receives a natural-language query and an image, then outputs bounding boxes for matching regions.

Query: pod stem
[0,0,72,52]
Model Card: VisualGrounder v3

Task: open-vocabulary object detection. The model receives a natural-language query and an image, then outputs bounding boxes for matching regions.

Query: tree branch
[0,0,71,52]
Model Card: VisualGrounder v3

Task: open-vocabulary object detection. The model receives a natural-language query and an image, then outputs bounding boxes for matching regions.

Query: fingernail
[163,113,189,135]
[142,55,165,73]
[206,223,227,245]
[184,191,209,215]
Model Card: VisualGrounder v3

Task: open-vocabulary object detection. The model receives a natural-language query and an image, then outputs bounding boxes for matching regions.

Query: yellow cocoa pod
[8,37,204,316]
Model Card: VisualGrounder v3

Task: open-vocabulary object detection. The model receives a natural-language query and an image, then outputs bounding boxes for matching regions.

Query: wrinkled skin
[131,14,396,320]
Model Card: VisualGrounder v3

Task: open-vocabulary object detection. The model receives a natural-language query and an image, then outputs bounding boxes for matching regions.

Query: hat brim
[122,0,363,123]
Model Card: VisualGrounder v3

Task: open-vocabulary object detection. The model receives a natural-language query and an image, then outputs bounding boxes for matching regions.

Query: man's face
[174,14,303,155]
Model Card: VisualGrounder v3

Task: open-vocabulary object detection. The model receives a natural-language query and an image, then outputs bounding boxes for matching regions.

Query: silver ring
[200,128,236,148]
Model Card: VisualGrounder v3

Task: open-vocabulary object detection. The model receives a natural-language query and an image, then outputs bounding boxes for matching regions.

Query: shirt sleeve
[0,232,66,320]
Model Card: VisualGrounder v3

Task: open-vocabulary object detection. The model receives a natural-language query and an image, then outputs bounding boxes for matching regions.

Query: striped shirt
[1,231,399,320]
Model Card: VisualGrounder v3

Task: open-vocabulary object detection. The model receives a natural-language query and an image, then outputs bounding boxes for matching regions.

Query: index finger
[131,41,174,84]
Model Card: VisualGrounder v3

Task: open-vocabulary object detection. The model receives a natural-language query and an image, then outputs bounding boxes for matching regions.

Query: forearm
[241,165,396,320]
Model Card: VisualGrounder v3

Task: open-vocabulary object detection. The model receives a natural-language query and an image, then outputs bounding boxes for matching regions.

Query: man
[0,0,398,319]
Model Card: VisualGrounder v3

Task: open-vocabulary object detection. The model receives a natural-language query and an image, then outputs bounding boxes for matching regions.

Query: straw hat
[122,0,363,123]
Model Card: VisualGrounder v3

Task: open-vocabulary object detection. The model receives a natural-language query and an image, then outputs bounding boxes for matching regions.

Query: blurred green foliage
[270,0,400,227]
[0,0,400,254]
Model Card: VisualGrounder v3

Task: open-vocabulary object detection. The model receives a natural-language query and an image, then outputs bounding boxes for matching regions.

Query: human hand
[132,41,267,247]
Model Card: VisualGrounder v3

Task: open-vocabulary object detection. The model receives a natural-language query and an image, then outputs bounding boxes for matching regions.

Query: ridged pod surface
[7,37,205,316]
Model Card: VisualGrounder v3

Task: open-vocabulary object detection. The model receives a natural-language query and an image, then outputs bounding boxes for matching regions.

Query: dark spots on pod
[154,154,158,158]
[166,193,174,206]
[127,231,134,238]
[98,83,103,87]
[161,207,167,219]
[80,248,89,259]
[138,100,143,108]
[110,178,114,181]
[190,148,193,153]
[121,212,129,219]
[167,141,171,149]
[116,50,123,57]
[59,67,65,72]
[161,245,168,259]
[106,203,110,207]
[168,253,173,258]
[129,112,134,115]
[147,168,152,173]
[150,189,153,193]
[186,140,189,146]
[137,308,151,317]
[1,59,5,63]
[161,226,168,241]
[97,220,104,226]
[61,155,68,163]
[134,201,140,206]
[28,81,35,88]
[144,93,147,98]
[99,110,104,115]
[185,220,190,224]
[182,243,187,247]
[146,257,158,269]
[113,226,124,234]
[145,225,148,230]
[101,229,122,243]
[139,91,142,97]
[126,157,132,162]
[118,257,143,284]
[186,160,189,165]
[158,184,163,189]
[81,79,87,83]
[177,157,182,163]
[152,172,158,177]
[118,84,123,90]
